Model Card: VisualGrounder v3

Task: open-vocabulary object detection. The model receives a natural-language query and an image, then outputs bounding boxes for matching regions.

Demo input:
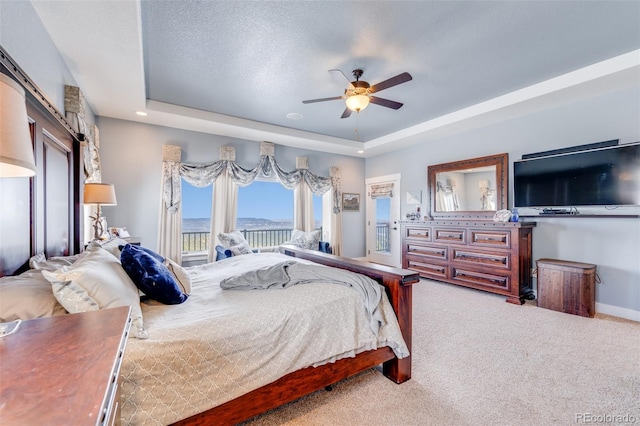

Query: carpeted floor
[244,278,640,425]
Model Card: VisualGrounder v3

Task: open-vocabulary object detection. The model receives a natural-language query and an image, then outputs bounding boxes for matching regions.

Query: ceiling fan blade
[340,107,352,119]
[369,72,412,93]
[329,69,355,89]
[369,96,403,110]
[302,96,344,104]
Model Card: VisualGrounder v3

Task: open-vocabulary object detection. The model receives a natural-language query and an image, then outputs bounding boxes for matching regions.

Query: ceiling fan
[302,69,412,119]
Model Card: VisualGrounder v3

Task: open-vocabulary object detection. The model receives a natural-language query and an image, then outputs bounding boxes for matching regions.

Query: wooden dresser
[401,220,535,304]
[0,306,131,425]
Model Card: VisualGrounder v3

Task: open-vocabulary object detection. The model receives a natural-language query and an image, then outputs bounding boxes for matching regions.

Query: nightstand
[0,306,131,425]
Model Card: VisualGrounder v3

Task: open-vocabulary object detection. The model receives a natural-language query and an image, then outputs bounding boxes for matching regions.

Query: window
[313,193,322,228]
[237,180,291,248]
[181,179,212,253]
[375,197,391,252]
[237,180,323,248]
[181,178,325,252]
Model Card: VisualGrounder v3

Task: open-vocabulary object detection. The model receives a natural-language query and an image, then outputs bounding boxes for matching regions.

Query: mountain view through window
[182,180,322,251]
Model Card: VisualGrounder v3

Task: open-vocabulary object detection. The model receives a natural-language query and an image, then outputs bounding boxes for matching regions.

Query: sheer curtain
[210,169,238,262]
[293,157,315,232]
[293,181,315,232]
[329,167,343,256]
[158,142,342,263]
[157,146,183,262]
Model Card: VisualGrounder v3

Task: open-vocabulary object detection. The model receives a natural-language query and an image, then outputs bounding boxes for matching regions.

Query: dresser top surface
[401,220,536,228]
[0,307,131,425]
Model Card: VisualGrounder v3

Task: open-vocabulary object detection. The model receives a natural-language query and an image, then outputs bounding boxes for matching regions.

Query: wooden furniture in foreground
[536,258,597,317]
[401,220,535,304]
[173,245,420,426]
[0,307,131,425]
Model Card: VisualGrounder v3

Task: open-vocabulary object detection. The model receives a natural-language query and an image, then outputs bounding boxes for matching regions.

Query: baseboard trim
[596,302,640,322]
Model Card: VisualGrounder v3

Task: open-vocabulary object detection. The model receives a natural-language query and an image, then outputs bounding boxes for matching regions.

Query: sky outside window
[182,180,322,223]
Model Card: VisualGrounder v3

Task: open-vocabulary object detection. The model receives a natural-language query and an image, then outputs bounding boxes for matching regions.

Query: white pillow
[94,236,132,259]
[165,258,191,295]
[0,270,67,321]
[229,242,253,256]
[41,247,147,339]
[29,252,82,271]
[217,230,248,248]
[287,229,321,250]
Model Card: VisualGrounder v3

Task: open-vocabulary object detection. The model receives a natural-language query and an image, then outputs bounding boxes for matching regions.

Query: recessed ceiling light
[357,150,364,154]
[286,113,303,120]
[135,111,148,116]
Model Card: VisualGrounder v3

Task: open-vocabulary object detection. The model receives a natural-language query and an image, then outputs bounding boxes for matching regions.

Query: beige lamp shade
[0,73,36,177]
[345,94,370,112]
[83,183,117,205]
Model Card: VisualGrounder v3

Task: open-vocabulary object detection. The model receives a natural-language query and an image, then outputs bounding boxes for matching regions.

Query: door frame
[365,173,401,267]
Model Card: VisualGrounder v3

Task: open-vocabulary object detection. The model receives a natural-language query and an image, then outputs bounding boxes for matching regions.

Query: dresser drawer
[406,244,447,261]
[404,225,431,241]
[406,258,447,279]
[433,228,465,244]
[469,229,511,248]
[451,267,511,292]
[451,248,510,270]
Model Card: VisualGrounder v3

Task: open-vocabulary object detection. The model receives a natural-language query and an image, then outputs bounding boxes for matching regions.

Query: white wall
[0,0,96,125]
[366,86,640,315]
[96,117,367,258]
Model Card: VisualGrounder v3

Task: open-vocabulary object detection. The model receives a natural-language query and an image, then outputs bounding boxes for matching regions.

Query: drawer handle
[459,273,506,285]
[455,252,507,265]
[454,270,508,286]
[438,232,464,240]
[409,247,445,257]
[409,231,429,238]
[474,234,507,243]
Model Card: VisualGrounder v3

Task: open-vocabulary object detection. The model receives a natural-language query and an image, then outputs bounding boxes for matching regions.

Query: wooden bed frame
[0,55,420,425]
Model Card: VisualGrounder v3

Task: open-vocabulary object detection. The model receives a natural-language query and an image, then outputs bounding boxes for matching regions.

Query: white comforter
[120,253,409,425]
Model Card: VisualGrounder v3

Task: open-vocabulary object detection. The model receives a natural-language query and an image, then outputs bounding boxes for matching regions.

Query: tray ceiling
[29,0,640,157]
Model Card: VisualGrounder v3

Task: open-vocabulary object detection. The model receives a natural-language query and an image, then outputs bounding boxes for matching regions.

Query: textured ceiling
[30,0,640,156]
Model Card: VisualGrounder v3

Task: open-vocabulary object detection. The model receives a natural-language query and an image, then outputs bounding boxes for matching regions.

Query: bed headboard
[0,58,83,277]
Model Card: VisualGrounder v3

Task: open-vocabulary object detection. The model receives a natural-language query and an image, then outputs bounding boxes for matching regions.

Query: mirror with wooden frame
[427,153,508,219]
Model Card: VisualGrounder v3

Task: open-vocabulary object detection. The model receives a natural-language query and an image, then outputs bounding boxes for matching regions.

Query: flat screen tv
[514,142,640,208]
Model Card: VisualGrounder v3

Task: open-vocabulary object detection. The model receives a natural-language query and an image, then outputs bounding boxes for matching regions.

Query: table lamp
[84,183,117,240]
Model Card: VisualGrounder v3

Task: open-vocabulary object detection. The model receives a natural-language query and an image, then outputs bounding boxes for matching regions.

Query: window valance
[64,85,101,183]
[162,142,338,214]
[370,182,394,199]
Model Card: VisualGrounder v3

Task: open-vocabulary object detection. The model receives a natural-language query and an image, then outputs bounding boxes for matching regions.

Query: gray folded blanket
[220,261,384,334]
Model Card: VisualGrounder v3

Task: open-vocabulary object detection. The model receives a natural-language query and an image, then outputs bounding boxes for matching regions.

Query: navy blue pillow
[119,244,188,305]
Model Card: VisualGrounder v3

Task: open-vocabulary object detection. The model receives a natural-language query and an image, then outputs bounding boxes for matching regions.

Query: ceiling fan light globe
[345,94,370,112]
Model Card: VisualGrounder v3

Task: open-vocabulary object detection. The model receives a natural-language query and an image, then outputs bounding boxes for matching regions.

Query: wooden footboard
[173,246,420,425]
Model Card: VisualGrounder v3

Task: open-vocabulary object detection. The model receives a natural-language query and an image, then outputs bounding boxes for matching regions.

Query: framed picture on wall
[342,193,360,212]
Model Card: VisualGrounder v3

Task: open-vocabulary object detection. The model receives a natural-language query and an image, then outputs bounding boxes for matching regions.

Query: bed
[123,248,416,424]
[0,59,420,425]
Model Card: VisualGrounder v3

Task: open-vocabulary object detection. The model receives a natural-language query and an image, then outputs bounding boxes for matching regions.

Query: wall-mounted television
[514,142,640,208]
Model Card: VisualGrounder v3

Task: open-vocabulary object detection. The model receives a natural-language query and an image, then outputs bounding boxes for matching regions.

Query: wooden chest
[536,258,596,317]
